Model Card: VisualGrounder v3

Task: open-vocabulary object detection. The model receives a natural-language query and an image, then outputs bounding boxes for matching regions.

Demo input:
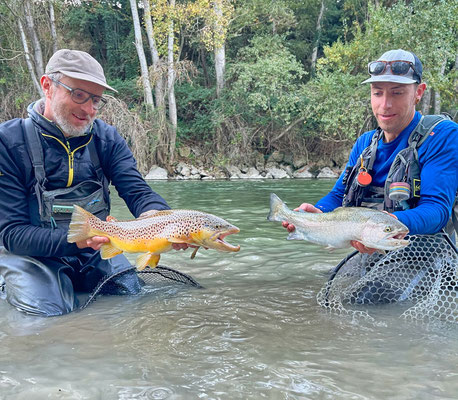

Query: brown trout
[68,205,240,270]
[267,193,409,251]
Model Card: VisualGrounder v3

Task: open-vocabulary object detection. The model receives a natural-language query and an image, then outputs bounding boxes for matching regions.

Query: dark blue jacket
[0,101,170,257]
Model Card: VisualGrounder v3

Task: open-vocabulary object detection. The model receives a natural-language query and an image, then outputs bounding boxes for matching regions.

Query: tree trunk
[311,0,325,74]
[143,0,167,164]
[129,0,154,111]
[143,0,165,109]
[18,18,43,97]
[213,0,226,97]
[420,88,432,115]
[200,48,210,87]
[167,0,177,162]
[434,59,447,114]
[24,0,44,77]
[48,0,58,53]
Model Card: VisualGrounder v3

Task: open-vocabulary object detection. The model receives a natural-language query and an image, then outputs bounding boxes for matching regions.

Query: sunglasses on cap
[367,60,421,82]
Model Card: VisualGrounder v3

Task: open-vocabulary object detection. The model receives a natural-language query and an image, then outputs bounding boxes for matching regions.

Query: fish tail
[67,205,98,243]
[267,193,289,222]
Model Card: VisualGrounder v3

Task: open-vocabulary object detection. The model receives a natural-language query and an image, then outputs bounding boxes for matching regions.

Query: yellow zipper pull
[66,141,74,187]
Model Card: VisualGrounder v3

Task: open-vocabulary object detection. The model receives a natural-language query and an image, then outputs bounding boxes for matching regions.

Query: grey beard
[54,113,92,138]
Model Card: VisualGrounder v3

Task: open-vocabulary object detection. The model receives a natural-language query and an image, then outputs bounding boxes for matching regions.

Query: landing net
[317,233,457,323]
[80,265,202,310]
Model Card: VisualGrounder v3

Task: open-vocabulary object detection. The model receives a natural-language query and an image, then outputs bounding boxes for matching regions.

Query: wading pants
[0,247,141,317]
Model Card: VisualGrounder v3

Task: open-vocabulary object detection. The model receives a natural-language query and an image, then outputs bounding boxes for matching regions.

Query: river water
[0,179,456,399]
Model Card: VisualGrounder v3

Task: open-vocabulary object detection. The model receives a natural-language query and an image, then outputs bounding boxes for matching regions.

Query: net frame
[79,265,202,310]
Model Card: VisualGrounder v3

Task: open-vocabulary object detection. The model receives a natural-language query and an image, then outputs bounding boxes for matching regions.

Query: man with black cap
[283,49,458,253]
[0,49,187,316]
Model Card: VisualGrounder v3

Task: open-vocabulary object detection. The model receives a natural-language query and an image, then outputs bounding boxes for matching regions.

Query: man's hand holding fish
[75,235,110,251]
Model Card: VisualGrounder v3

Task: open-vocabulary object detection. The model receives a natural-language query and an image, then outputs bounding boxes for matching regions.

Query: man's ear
[40,75,53,99]
[415,82,427,103]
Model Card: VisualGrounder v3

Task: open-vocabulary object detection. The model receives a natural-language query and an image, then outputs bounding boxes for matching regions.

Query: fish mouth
[208,227,241,252]
[363,228,410,250]
[383,230,410,248]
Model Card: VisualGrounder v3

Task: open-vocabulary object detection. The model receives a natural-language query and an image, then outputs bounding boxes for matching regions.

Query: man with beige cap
[0,49,182,316]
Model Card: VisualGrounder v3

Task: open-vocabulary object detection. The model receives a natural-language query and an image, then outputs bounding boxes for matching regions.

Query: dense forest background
[0,0,456,173]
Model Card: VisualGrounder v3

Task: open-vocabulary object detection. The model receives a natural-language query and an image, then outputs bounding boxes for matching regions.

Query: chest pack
[342,114,455,211]
[24,118,110,229]
[383,114,450,211]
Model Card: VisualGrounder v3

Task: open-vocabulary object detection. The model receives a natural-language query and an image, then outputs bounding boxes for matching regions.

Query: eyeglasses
[49,77,107,110]
[368,60,420,82]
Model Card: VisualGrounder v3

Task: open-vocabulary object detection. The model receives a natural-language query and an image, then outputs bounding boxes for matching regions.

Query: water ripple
[1,180,457,399]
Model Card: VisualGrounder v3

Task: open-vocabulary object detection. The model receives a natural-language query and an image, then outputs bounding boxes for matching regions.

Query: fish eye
[384,226,392,233]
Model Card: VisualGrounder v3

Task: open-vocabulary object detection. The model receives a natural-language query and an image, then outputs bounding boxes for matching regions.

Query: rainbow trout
[267,193,409,251]
[68,205,240,270]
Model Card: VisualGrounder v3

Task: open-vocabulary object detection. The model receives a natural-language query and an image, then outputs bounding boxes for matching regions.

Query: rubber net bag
[317,233,457,323]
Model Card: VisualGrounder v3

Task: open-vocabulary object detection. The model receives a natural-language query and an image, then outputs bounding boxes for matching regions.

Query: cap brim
[60,70,118,93]
[362,75,417,85]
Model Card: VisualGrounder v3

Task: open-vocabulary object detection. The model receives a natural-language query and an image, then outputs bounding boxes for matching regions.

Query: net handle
[324,250,359,305]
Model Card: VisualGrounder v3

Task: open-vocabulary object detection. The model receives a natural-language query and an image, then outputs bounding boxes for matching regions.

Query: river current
[0,179,456,399]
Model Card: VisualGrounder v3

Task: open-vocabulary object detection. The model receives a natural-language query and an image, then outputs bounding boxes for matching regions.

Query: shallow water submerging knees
[0,180,457,399]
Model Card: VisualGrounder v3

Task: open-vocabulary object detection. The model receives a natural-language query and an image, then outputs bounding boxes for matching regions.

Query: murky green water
[0,180,456,399]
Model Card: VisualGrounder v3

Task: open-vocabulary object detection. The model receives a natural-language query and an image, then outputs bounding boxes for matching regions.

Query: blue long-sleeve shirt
[315,112,458,235]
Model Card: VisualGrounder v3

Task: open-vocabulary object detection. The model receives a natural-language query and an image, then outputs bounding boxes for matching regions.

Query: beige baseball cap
[45,49,118,93]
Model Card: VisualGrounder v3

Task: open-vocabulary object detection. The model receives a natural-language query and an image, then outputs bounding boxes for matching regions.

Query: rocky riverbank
[145,162,341,180]
[145,158,343,181]
[143,148,348,180]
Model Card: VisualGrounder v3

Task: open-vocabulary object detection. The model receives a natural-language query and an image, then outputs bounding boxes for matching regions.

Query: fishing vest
[342,114,458,233]
[24,118,110,229]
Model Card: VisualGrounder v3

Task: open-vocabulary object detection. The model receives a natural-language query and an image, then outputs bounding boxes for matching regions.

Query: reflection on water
[0,180,456,399]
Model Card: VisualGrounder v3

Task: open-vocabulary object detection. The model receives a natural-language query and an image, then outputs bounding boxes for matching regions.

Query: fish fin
[67,205,98,243]
[287,231,304,241]
[138,209,173,219]
[324,245,337,252]
[138,210,160,219]
[100,243,123,259]
[135,253,160,271]
[376,249,386,255]
[106,215,118,222]
[148,255,160,268]
[168,237,188,244]
[267,193,286,222]
[190,246,200,259]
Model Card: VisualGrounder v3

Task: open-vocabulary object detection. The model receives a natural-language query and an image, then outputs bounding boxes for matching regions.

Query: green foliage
[302,71,371,141]
[224,35,307,126]
[175,82,216,143]
[1,0,456,164]
[302,0,457,144]
[320,0,457,110]
[108,78,143,108]
[62,0,140,81]
[175,83,215,144]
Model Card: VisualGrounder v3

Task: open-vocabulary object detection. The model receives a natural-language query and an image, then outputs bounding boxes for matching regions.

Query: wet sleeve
[394,121,458,235]
[99,125,171,217]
